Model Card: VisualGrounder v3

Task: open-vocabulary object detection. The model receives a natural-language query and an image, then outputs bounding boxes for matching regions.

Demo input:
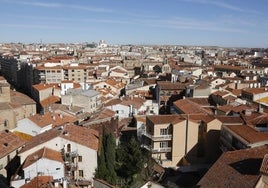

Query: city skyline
[1,0,268,48]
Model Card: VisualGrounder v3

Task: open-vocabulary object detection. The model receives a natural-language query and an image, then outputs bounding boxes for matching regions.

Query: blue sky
[0,0,268,47]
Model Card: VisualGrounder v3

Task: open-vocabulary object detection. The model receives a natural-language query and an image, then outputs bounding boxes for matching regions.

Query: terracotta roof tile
[187,114,215,124]
[198,146,268,187]
[157,81,188,90]
[242,87,268,95]
[216,116,244,125]
[40,96,60,107]
[21,176,54,188]
[0,129,26,158]
[224,125,268,144]
[147,114,186,125]
[23,147,64,169]
[28,111,76,128]
[19,124,99,153]
[32,83,60,91]
[173,98,213,115]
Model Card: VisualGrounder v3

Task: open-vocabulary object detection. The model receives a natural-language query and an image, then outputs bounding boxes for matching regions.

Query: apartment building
[63,64,88,83]
[35,65,63,84]
[141,114,221,167]
[61,88,102,114]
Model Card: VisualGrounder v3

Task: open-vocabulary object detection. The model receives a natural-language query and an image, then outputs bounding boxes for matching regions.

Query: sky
[0,0,268,48]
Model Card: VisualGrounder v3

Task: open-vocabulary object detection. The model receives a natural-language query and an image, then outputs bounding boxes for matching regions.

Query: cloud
[0,23,65,29]
[19,1,61,8]
[5,0,113,13]
[181,0,244,12]
[136,16,246,33]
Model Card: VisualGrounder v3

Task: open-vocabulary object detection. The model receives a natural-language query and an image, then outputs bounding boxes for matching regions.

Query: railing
[142,132,172,141]
[152,147,172,153]
[66,162,78,171]
[142,144,171,153]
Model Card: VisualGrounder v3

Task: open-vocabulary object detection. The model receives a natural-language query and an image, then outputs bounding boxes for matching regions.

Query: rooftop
[22,147,64,169]
[0,129,26,158]
[198,145,268,187]
[19,124,99,154]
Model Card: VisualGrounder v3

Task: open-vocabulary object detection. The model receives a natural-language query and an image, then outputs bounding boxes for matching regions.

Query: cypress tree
[104,132,117,184]
[95,127,117,185]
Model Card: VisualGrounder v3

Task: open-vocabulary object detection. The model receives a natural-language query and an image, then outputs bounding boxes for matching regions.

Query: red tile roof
[198,145,268,187]
[242,87,268,95]
[173,98,213,115]
[40,96,60,107]
[28,111,76,128]
[0,129,26,158]
[19,124,99,153]
[32,83,60,91]
[147,114,186,125]
[21,176,54,188]
[157,81,188,90]
[224,125,268,144]
[22,147,64,169]
[216,116,244,125]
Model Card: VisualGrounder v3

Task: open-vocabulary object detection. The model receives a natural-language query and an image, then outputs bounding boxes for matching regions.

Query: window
[79,170,84,177]
[67,144,71,152]
[160,141,168,148]
[78,156,82,162]
[160,128,168,135]
[4,120,8,127]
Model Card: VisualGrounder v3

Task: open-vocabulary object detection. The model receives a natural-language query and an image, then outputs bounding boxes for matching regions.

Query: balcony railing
[143,132,172,141]
[142,144,172,153]
[66,162,78,171]
[152,147,172,153]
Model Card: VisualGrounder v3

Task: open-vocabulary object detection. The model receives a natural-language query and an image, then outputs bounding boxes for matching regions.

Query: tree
[95,127,117,185]
[116,137,144,185]
[104,133,117,184]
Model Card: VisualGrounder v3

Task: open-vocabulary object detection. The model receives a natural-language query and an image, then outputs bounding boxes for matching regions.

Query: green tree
[104,132,117,184]
[116,137,144,185]
[95,127,117,185]
[95,144,106,179]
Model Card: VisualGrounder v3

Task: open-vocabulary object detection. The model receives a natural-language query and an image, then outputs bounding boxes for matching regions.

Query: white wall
[19,137,98,181]
[24,159,64,180]
[13,118,52,136]
[106,104,131,119]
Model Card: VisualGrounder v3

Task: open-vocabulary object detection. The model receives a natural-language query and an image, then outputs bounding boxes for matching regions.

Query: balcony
[65,162,78,171]
[152,147,172,153]
[143,132,172,141]
[142,144,172,153]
